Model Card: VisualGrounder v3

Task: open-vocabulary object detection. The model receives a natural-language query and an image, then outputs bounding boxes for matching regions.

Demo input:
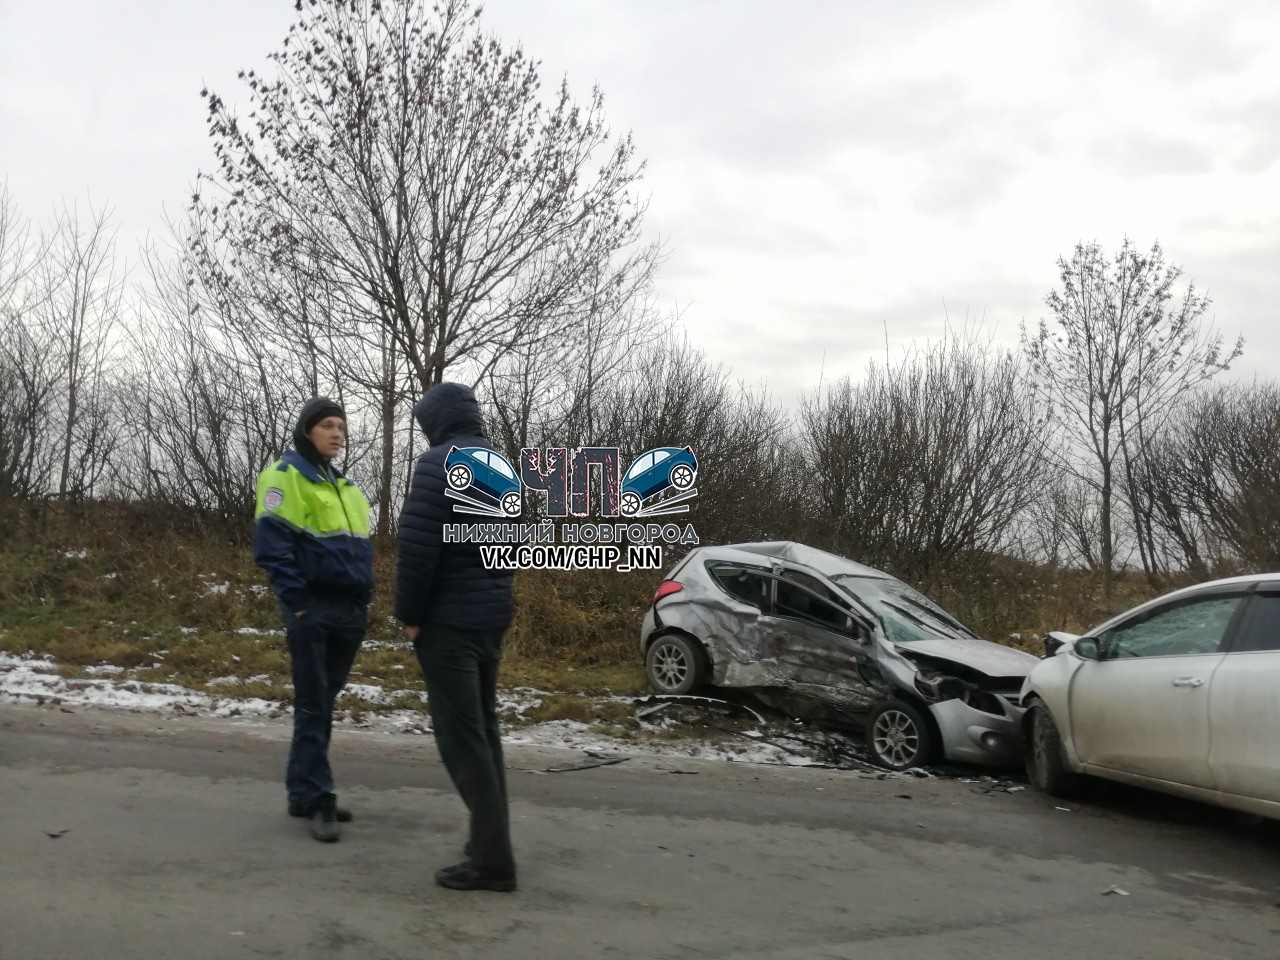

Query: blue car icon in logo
[621,447,698,517]
[445,446,523,516]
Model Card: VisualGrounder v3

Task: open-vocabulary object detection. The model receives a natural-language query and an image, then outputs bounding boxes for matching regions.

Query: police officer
[254,396,374,842]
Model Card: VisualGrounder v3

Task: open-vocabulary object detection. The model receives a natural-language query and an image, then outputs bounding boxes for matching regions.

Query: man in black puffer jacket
[395,382,518,892]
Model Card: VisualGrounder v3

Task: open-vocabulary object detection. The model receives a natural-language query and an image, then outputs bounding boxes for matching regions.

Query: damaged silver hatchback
[640,542,1038,770]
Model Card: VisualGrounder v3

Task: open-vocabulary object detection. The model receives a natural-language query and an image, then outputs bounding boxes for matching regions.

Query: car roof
[699,541,891,580]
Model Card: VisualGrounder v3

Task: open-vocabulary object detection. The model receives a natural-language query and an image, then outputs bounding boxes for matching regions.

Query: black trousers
[285,594,366,812]
[413,623,515,879]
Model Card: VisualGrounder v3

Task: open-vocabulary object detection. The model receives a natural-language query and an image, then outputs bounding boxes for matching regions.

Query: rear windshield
[834,575,979,644]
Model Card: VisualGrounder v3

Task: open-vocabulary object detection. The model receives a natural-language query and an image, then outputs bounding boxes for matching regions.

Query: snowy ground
[0,651,875,772]
[0,651,1028,790]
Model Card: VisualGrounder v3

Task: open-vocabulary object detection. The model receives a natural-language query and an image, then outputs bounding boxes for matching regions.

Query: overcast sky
[2,0,1277,405]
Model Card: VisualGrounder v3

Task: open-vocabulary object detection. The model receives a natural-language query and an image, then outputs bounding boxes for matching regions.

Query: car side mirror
[1075,637,1102,661]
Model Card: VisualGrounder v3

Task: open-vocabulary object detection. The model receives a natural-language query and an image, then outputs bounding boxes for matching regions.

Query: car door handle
[1172,677,1205,688]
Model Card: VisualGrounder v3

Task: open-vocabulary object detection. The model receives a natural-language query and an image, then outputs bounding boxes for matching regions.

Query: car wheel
[621,491,642,517]
[645,633,708,695]
[670,463,695,490]
[866,699,935,771]
[1025,703,1082,797]
[501,491,522,516]
[447,464,472,490]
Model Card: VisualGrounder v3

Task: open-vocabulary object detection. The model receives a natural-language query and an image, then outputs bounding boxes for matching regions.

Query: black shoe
[289,802,353,823]
[310,798,340,843]
[435,862,516,892]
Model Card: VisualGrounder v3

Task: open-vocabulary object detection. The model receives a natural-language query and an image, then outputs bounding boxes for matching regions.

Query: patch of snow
[362,638,413,652]
[0,653,276,717]
[342,683,397,705]
[83,665,124,676]
[99,572,119,580]
[0,653,901,773]
[203,581,231,596]
[235,627,280,636]
[64,549,89,560]
[179,627,198,635]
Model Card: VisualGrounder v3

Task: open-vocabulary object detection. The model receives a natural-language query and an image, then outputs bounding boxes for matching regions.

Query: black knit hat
[300,397,345,433]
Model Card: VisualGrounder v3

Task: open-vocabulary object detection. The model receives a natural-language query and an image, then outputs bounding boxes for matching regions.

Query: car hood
[893,637,1039,678]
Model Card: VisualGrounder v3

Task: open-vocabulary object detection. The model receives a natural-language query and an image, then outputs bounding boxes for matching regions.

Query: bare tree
[0,186,55,502]
[799,332,1046,577]
[30,202,124,501]
[591,332,793,544]
[190,0,654,528]
[113,241,327,526]
[484,255,667,455]
[1022,239,1241,594]
[1146,383,1280,571]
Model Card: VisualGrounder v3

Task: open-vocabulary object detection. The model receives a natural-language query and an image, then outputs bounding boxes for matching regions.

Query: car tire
[1025,703,1083,797]
[447,464,472,490]
[670,463,695,490]
[865,699,935,771]
[621,491,642,517]
[645,633,708,695]
[501,491,522,516]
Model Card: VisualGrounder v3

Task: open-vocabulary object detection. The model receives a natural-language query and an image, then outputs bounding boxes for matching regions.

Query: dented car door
[757,567,881,709]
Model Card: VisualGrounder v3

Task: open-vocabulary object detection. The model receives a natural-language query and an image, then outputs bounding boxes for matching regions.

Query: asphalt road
[2,702,1278,960]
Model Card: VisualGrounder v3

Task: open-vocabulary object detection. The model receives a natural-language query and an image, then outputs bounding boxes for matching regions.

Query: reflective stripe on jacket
[253,449,375,614]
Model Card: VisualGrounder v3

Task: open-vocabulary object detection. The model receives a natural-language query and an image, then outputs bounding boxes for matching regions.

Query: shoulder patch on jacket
[264,487,285,511]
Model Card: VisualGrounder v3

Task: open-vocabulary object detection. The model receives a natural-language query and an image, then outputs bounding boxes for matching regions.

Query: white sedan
[1020,573,1280,820]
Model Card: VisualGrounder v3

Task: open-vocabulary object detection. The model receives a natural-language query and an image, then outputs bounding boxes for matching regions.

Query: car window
[780,568,843,606]
[625,453,653,480]
[706,562,771,610]
[774,575,856,635]
[653,450,671,465]
[1102,594,1244,659]
[490,455,515,480]
[1229,591,1280,653]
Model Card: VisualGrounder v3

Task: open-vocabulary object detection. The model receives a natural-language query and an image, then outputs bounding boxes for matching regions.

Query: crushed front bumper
[928,696,1025,766]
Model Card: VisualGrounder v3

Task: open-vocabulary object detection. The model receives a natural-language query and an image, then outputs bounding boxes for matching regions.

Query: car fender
[1023,650,1087,772]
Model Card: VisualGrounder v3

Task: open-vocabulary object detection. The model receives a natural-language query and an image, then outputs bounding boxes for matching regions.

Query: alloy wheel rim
[654,642,688,689]
[872,710,920,768]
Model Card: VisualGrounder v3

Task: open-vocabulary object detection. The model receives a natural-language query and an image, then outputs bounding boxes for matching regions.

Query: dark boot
[435,862,516,892]
[290,801,353,822]
[310,796,340,843]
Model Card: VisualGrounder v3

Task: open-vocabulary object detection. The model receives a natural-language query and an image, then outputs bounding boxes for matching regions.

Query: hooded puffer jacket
[394,382,517,630]
[253,398,375,617]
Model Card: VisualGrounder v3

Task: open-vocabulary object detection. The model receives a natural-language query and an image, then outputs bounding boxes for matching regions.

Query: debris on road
[44,829,70,839]
[1102,886,1130,896]
[536,754,631,774]
[634,694,765,725]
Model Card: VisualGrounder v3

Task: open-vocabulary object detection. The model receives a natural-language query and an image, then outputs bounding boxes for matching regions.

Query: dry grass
[0,501,1211,705]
